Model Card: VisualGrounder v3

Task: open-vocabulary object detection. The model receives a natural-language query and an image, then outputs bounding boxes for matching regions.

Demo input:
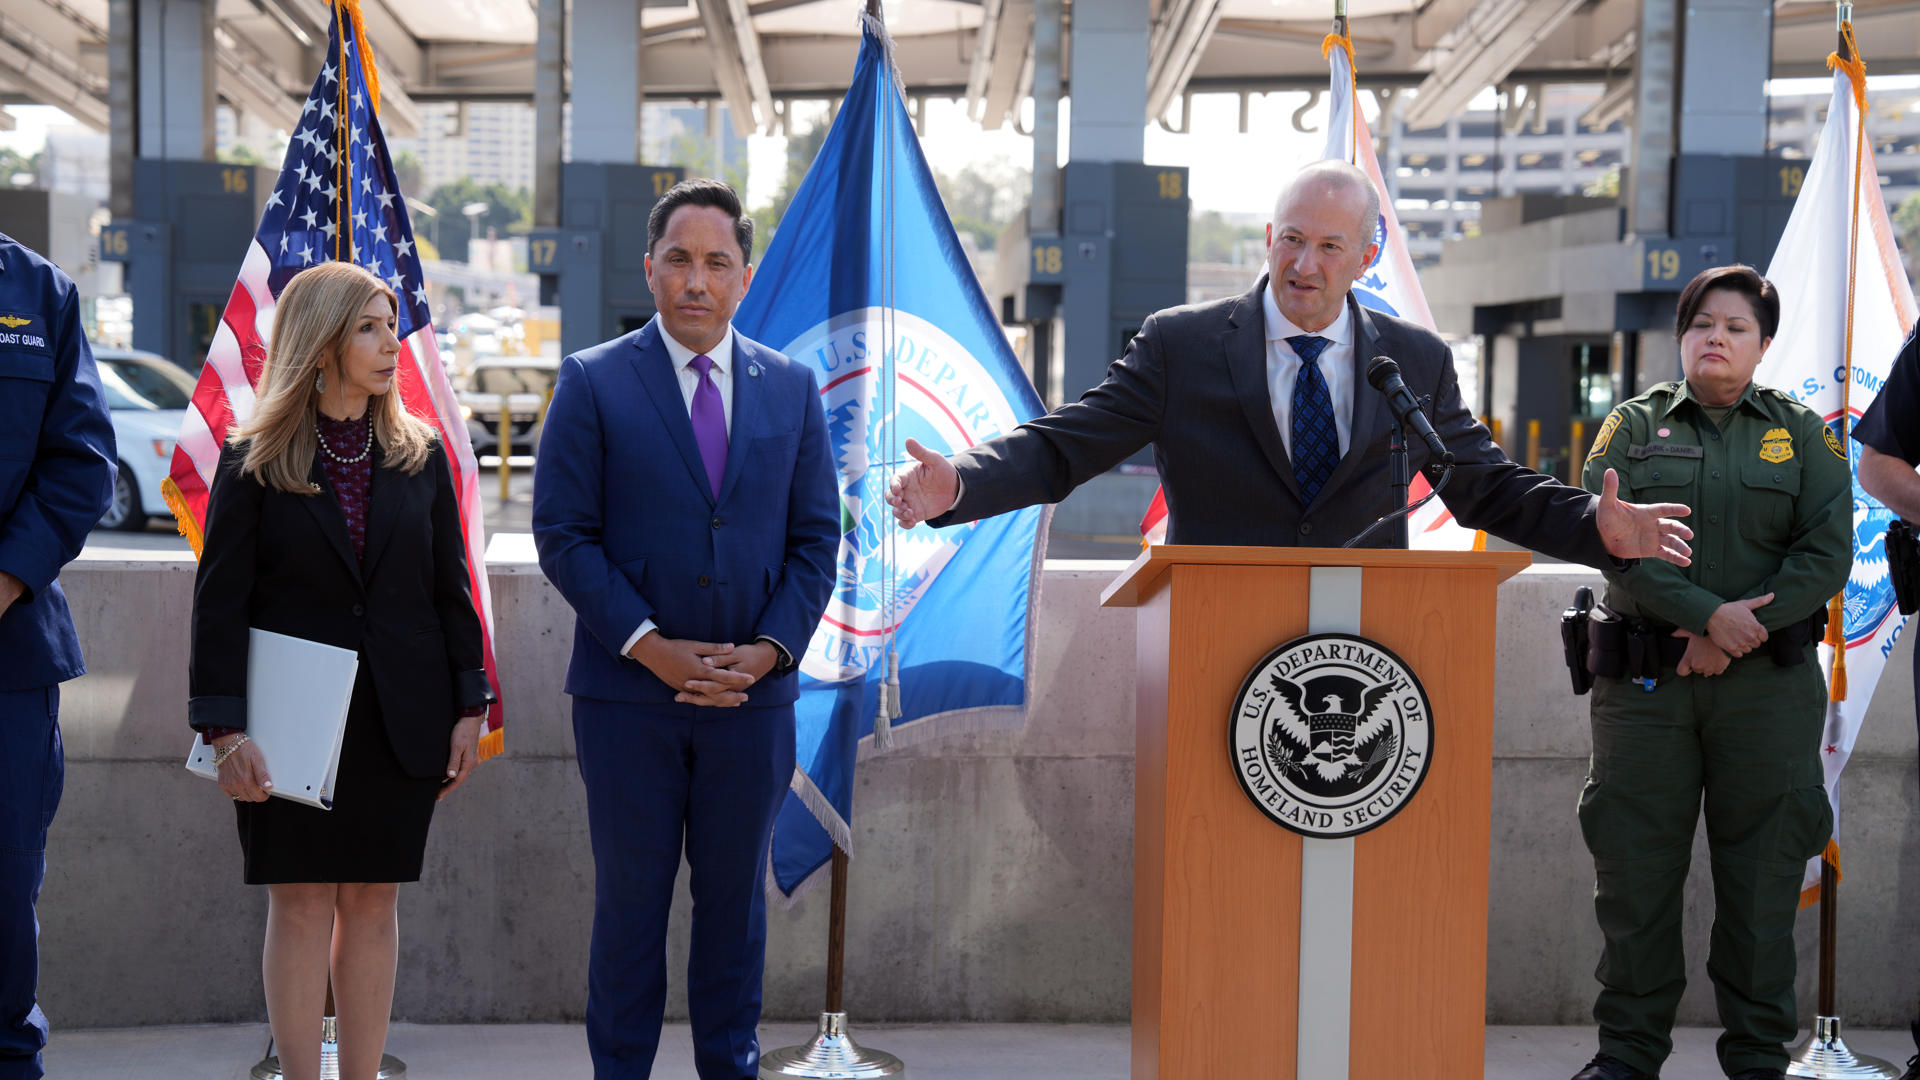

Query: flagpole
[1783,11,1896,1074]
[758,5,907,1072]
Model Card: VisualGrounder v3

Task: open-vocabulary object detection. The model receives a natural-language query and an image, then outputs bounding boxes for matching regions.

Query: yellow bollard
[1526,419,1541,473]
[499,403,512,504]
[1489,416,1503,448]
[1570,419,1587,476]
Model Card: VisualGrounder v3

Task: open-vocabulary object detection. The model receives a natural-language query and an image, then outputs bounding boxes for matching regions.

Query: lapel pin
[748,362,761,377]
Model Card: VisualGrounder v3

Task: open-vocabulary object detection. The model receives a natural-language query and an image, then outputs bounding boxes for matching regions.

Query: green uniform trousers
[1578,651,1832,1077]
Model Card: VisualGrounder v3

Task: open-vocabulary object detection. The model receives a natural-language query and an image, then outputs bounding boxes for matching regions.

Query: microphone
[1366,356,1452,465]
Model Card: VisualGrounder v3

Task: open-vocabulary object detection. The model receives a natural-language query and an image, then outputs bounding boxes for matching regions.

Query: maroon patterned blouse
[316,412,374,560]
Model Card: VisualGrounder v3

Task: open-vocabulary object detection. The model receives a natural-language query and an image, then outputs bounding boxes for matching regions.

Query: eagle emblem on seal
[1262,670,1400,789]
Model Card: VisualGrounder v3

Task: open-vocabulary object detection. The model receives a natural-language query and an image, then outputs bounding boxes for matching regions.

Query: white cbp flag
[1755,60,1916,902]
[1140,35,1479,548]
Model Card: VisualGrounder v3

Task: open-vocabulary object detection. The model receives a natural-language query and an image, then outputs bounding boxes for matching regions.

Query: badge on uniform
[1824,426,1847,460]
[1759,427,1794,464]
[0,315,29,329]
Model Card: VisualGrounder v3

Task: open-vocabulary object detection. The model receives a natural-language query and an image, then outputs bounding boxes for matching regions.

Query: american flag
[162,1,505,757]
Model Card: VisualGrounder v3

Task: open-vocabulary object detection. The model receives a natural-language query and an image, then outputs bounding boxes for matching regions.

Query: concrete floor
[40,1021,1918,1079]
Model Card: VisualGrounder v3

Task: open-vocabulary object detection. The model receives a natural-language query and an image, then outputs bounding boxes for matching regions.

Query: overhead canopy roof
[7,0,1920,140]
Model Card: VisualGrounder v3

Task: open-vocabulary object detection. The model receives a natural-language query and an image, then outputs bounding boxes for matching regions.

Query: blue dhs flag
[734,15,1048,900]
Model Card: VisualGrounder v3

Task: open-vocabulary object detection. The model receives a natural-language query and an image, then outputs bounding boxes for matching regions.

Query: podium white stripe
[1298,565,1362,1080]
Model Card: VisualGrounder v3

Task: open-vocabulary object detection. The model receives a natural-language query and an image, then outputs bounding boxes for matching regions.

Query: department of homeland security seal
[780,308,1024,683]
[1229,633,1434,838]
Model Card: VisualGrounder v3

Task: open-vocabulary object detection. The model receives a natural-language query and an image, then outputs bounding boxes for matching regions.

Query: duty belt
[1568,601,1828,694]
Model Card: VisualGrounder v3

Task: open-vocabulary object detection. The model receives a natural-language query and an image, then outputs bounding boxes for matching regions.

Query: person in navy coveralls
[532,179,838,1080]
[0,232,116,1080]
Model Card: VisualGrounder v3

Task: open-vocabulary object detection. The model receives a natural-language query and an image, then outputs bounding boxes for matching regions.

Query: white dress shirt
[623,320,789,666]
[1262,286,1354,460]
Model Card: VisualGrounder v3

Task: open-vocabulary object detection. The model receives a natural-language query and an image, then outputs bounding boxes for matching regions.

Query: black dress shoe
[1902,1019,1920,1080]
[1572,1053,1656,1080]
[1727,1070,1785,1080]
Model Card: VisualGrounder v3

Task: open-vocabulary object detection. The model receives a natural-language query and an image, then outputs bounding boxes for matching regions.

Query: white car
[93,347,197,531]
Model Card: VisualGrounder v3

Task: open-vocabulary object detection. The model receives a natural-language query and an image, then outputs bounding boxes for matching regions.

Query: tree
[1188,210,1265,264]
[217,144,264,166]
[751,119,830,259]
[933,156,1031,253]
[666,131,748,203]
[1895,193,1920,277]
[392,150,425,198]
[0,148,42,187]
[424,178,531,262]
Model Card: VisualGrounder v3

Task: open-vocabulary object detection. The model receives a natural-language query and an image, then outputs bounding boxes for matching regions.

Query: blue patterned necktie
[1287,335,1337,504]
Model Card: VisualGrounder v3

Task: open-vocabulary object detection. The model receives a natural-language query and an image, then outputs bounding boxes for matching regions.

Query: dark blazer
[934,277,1615,568]
[0,233,117,692]
[188,437,495,779]
[531,318,839,704]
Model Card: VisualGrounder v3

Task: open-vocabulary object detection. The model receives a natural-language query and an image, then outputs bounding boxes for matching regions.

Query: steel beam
[1145,0,1225,121]
[0,10,110,130]
[1401,0,1587,131]
[695,0,774,135]
[532,0,562,227]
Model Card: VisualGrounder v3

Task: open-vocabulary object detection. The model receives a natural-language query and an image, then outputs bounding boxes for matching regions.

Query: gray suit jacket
[932,276,1614,567]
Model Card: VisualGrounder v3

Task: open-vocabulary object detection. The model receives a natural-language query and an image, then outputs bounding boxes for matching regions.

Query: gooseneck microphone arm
[1344,356,1456,549]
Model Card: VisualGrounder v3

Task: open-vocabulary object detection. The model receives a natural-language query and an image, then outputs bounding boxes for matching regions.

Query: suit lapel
[1226,276,1304,502]
[1320,295,1386,498]
[714,337,762,506]
[360,443,403,580]
[629,321,717,505]
[302,455,362,584]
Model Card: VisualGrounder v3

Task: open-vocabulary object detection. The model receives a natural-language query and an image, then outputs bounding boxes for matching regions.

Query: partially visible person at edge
[188,261,497,1080]
[1851,322,1920,1080]
[0,232,116,1080]
[1569,264,1851,1080]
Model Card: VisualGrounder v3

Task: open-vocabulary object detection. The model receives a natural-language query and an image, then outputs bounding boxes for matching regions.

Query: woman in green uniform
[1570,264,1852,1080]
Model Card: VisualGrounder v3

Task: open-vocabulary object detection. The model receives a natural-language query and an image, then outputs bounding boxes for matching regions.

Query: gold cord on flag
[1823,18,1868,704]
[1321,32,1359,164]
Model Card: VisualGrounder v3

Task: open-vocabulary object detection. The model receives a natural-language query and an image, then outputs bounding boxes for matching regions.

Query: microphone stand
[1346,396,1454,550]
[1387,415,1411,550]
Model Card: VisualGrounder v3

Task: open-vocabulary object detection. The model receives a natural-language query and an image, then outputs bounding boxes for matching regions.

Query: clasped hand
[1672,594,1774,678]
[629,634,777,707]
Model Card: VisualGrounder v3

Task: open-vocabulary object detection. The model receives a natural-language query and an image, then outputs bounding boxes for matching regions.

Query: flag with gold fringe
[1755,23,1916,904]
[162,0,504,756]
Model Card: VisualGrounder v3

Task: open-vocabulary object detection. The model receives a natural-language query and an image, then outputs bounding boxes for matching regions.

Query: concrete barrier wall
[38,557,1920,1028]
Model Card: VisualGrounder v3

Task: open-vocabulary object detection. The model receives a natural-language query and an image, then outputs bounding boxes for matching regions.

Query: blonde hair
[232,261,436,493]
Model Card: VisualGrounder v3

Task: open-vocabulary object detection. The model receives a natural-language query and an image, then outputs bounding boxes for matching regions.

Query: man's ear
[740,261,754,296]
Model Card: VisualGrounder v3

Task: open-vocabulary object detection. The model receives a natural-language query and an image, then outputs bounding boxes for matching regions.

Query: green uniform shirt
[1580,379,1852,636]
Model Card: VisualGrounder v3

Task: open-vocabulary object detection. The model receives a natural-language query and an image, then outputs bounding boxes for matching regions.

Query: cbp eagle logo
[1230,633,1434,839]
[1828,411,1899,646]
[0,315,29,329]
[1262,673,1399,787]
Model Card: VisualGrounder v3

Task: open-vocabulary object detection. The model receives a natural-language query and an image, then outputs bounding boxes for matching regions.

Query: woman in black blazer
[188,261,495,1080]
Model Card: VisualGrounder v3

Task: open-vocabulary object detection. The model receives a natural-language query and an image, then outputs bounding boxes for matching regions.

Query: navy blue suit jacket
[0,233,117,692]
[532,318,839,704]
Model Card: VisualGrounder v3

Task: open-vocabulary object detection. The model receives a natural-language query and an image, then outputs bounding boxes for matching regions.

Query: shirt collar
[657,319,734,375]
[1661,378,1767,419]
[1262,283,1352,348]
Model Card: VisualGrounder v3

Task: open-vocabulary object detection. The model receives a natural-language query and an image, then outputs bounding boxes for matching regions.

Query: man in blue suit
[0,233,116,1080]
[533,179,838,1080]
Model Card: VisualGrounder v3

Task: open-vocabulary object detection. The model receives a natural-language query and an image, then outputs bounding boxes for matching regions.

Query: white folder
[185,628,359,810]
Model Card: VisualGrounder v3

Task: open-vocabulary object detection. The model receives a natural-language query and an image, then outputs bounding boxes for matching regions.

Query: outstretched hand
[1596,468,1693,566]
[885,438,959,529]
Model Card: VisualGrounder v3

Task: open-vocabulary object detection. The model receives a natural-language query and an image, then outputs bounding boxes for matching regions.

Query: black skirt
[234,668,442,884]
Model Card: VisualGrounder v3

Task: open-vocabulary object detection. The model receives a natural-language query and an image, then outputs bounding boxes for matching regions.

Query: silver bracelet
[211,732,251,767]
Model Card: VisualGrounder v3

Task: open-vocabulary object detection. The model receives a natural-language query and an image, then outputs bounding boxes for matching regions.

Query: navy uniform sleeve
[0,274,117,600]
[1854,327,1920,463]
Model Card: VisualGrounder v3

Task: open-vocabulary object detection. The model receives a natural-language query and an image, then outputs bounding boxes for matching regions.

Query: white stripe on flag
[175,401,221,488]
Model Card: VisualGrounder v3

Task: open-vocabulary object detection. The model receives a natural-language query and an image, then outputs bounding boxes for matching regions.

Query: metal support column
[1624,0,1676,237]
[533,0,565,229]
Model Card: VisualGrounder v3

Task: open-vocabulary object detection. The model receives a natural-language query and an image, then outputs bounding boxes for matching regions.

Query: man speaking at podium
[885,160,1691,568]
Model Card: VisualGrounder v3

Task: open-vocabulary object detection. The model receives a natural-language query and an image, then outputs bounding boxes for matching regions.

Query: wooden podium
[1102,545,1533,1080]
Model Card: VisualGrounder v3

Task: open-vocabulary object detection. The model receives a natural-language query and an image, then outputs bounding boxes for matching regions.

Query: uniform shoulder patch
[1824,425,1847,460]
[1588,409,1624,460]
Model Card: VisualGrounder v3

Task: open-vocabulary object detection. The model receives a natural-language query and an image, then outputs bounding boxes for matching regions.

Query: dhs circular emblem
[1230,633,1434,838]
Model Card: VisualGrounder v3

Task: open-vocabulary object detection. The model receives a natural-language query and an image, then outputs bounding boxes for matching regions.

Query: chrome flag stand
[759,848,905,1079]
[250,1015,406,1080]
[1785,862,1895,1079]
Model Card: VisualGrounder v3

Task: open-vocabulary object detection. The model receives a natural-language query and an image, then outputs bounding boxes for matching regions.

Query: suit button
[1710,432,1721,441]
[1773,473,1783,483]
[1299,521,1313,536]
[712,517,723,529]
[351,603,365,617]
[698,575,711,587]
[1651,471,1662,480]
[1709,515,1720,524]
[1711,470,1721,479]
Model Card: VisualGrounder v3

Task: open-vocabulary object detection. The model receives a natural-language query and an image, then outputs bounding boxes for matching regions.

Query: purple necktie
[689,353,727,498]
